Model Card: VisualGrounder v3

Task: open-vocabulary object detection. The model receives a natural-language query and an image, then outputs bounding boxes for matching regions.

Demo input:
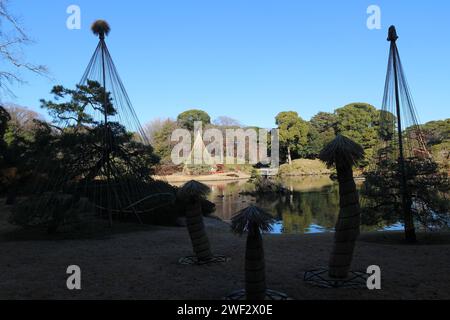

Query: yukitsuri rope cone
[177,181,229,265]
[20,20,175,232]
[362,26,440,244]
[304,135,368,288]
[226,206,290,300]
[77,20,173,225]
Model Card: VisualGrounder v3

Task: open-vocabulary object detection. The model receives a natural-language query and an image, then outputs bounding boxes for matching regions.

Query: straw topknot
[387,25,398,42]
[91,20,111,38]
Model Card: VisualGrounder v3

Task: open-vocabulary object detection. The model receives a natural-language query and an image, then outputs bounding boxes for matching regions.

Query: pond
[206,176,404,235]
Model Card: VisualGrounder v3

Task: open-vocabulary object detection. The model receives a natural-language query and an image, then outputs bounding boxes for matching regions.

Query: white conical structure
[186,131,214,165]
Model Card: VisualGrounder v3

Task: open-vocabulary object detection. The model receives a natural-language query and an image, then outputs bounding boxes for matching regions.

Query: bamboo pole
[388,26,416,243]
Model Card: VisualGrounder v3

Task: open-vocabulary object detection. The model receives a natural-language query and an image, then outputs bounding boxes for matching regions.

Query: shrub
[9,193,95,234]
[154,164,183,176]
[183,165,214,176]
[242,176,290,196]
[278,159,332,176]
[362,157,450,229]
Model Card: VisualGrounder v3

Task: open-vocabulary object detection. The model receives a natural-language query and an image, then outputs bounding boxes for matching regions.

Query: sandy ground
[153,172,251,184]
[1,203,450,300]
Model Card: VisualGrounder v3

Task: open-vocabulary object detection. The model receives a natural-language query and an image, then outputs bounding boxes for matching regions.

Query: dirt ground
[1,202,450,300]
[153,172,251,184]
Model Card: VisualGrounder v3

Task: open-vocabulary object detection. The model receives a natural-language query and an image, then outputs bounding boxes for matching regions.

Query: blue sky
[3,0,450,128]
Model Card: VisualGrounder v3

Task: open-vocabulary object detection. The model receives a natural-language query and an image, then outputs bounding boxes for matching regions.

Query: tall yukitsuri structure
[363,26,449,243]
[380,25,425,242]
[79,20,153,225]
[13,20,172,231]
[82,20,148,142]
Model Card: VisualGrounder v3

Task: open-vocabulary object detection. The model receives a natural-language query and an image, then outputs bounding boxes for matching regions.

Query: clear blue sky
[5,0,450,127]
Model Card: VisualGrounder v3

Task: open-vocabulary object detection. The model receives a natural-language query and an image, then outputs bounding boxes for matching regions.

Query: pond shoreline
[155,171,366,184]
[279,173,365,180]
[153,172,251,184]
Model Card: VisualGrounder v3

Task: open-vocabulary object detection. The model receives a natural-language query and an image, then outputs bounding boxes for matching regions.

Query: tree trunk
[245,225,266,300]
[5,187,17,205]
[403,196,416,243]
[186,200,213,262]
[287,146,292,165]
[329,164,361,279]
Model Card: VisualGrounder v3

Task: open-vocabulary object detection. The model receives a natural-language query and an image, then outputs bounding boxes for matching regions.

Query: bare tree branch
[0,0,49,99]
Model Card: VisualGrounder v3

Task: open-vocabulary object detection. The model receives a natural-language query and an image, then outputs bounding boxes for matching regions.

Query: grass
[278,159,332,177]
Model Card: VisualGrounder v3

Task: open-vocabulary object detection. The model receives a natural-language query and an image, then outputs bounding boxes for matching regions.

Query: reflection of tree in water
[210,179,341,233]
[257,185,339,233]
[209,182,256,221]
[210,178,397,233]
[279,193,313,234]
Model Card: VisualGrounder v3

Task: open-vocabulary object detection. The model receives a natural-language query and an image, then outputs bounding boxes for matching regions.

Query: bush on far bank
[278,159,332,177]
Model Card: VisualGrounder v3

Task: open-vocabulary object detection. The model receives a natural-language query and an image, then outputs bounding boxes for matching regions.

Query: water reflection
[207,180,257,221]
[170,176,444,234]
[207,176,342,234]
[203,176,404,234]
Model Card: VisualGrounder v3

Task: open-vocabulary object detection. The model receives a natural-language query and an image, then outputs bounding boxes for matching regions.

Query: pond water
[205,176,404,235]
